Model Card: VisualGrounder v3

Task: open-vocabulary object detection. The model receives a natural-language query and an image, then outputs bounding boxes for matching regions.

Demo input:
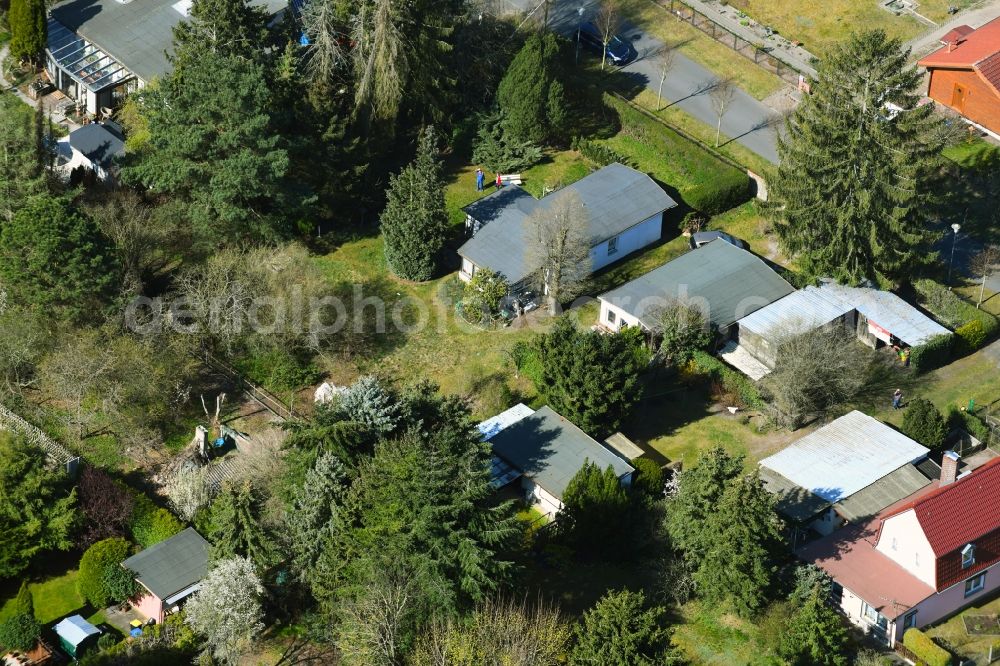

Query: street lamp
[576,7,585,65]
[948,222,961,287]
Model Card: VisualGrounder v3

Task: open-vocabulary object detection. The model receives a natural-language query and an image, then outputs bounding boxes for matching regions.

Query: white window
[962,543,976,569]
[965,572,986,597]
[607,236,619,256]
[607,309,616,324]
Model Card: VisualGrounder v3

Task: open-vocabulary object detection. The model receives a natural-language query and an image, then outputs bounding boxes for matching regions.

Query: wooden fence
[0,402,80,476]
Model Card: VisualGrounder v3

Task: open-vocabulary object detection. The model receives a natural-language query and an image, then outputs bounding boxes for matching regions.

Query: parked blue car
[577,22,634,66]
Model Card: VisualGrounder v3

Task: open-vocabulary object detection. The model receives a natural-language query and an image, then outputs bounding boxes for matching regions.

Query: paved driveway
[509,0,783,163]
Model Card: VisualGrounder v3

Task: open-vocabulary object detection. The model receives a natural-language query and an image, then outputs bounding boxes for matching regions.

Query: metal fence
[0,402,80,476]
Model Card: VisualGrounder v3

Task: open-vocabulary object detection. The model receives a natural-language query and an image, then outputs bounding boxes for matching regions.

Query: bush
[233,347,322,393]
[903,628,951,666]
[955,319,988,355]
[909,333,954,373]
[686,177,753,217]
[510,340,544,387]
[913,279,999,353]
[129,495,183,548]
[946,406,989,442]
[0,582,39,652]
[78,537,137,608]
[571,136,631,168]
[902,398,947,449]
[690,351,765,410]
[97,633,118,652]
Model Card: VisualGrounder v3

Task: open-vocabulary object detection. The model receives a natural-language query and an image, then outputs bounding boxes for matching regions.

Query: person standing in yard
[495,172,503,189]
[475,168,484,191]
[892,389,903,410]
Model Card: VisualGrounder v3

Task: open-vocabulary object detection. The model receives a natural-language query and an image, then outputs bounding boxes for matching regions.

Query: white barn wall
[599,299,645,331]
[589,213,663,273]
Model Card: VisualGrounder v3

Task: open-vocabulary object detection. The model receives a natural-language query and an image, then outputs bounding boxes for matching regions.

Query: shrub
[510,340,544,387]
[946,406,989,443]
[902,398,947,449]
[0,582,39,652]
[913,279,999,353]
[129,495,183,548]
[690,351,765,410]
[233,347,321,393]
[97,633,118,651]
[909,334,954,373]
[78,537,137,608]
[903,628,951,666]
[572,136,631,168]
[955,319,988,355]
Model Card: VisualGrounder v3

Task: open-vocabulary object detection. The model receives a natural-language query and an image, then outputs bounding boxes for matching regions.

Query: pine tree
[569,590,678,666]
[0,96,50,222]
[288,452,347,587]
[380,126,450,281]
[0,582,40,652]
[666,446,743,558]
[8,0,47,64]
[497,33,565,144]
[780,583,850,666]
[535,317,648,437]
[770,30,944,285]
[560,461,630,560]
[208,480,274,569]
[694,471,783,617]
[171,0,269,66]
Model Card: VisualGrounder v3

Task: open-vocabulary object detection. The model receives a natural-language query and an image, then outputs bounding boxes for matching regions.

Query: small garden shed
[53,614,101,658]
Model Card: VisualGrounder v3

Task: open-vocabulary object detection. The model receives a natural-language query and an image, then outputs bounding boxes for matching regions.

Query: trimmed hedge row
[690,351,765,410]
[571,136,631,168]
[946,406,990,443]
[909,334,954,373]
[903,628,951,666]
[908,279,1000,372]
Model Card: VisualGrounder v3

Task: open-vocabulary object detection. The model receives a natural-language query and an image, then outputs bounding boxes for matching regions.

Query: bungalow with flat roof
[478,404,634,516]
[801,455,1000,646]
[122,527,209,624]
[759,411,932,542]
[45,0,289,115]
[596,239,794,338]
[458,163,677,292]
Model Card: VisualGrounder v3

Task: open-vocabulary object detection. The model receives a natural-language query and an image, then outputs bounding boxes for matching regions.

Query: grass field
[925,589,1000,663]
[619,0,786,100]
[0,570,88,625]
[724,0,927,56]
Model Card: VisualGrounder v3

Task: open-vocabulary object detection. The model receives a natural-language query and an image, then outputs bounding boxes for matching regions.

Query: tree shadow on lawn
[940,141,1000,247]
[623,369,715,463]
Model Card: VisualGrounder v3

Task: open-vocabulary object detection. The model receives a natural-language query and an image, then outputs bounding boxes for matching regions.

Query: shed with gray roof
[458,163,676,288]
[597,239,794,334]
[487,405,634,515]
[123,527,209,623]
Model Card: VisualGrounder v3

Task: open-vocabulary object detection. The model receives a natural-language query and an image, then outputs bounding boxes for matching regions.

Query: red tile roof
[883,456,1000,557]
[919,16,1000,69]
[979,51,1000,94]
[940,25,975,44]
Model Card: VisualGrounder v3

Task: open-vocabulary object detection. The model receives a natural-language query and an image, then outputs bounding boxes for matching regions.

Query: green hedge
[914,279,999,351]
[685,178,753,217]
[903,628,951,666]
[909,334,954,373]
[690,351,765,410]
[571,136,631,168]
[946,406,990,442]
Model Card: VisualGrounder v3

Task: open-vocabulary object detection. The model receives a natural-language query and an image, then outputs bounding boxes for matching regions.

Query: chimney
[940,450,960,486]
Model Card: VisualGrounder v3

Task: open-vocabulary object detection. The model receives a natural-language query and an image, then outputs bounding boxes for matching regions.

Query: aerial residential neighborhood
[1,0,999,661]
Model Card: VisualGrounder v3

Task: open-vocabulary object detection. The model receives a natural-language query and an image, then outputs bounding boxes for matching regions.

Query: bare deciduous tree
[336,564,421,666]
[653,45,676,111]
[525,190,592,315]
[709,78,737,147]
[86,190,171,296]
[594,0,621,71]
[352,0,405,121]
[971,244,1000,308]
[301,0,348,89]
[651,297,712,363]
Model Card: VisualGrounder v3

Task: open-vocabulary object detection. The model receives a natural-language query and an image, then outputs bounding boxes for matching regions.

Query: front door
[951,83,967,113]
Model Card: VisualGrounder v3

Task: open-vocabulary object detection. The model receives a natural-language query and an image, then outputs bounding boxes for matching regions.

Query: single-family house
[45,0,289,115]
[727,279,951,379]
[122,527,209,624]
[596,239,794,338]
[479,404,634,516]
[917,17,1000,138]
[458,163,677,292]
[759,411,932,542]
[53,615,101,658]
[56,122,126,182]
[801,454,1000,646]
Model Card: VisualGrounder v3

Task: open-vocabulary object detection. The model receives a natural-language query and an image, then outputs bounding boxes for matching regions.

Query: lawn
[706,200,788,264]
[672,599,791,665]
[619,0,786,100]
[925,588,1000,663]
[0,569,87,625]
[721,0,927,56]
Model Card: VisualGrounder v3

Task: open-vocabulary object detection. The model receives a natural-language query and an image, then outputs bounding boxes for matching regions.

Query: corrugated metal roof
[819,281,951,346]
[598,240,794,329]
[458,164,676,285]
[122,527,209,600]
[737,285,853,339]
[488,406,634,501]
[760,411,929,503]
[759,466,832,523]
[834,463,932,522]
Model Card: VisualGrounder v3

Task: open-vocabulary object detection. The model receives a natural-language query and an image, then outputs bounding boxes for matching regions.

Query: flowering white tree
[185,556,264,665]
[164,464,212,522]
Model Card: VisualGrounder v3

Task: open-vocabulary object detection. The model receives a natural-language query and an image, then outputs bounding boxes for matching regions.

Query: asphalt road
[512,0,783,164]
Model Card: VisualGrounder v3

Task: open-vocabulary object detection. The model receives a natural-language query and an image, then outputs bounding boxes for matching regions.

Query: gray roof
[49,0,287,83]
[598,239,795,329]
[737,279,951,346]
[834,463,932,522]
[69,122,125,166]
[759,466,832,523]
[122,527,209,599]
[459,163,676,285]
[760,411,929,504]
[488,406,634,501]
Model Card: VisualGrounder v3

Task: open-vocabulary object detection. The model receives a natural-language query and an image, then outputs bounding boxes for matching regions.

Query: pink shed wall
[133,587,164,623]
[875,509,937,587]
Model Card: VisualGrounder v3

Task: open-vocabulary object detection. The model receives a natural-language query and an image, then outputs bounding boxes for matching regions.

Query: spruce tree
[569,590,678,666]
[208,480,273,569]
[171,0,269,66]
[8,0,47,64]
[780,583,850,666]
[560,461,631,560]
[497,32,566,145]
[0,97,50,222]
[381,126,450,281]
[0,582,40,652]
[770,30,943,285]
[693,471,783,617]
[665,445,743,558]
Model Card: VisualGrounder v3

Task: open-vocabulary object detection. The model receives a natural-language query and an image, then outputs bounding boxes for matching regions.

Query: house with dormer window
[800,453,1000,646]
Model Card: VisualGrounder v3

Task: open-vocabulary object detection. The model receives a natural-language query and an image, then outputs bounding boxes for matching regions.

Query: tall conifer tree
[770,30,943,285]
[8,0,46,63]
